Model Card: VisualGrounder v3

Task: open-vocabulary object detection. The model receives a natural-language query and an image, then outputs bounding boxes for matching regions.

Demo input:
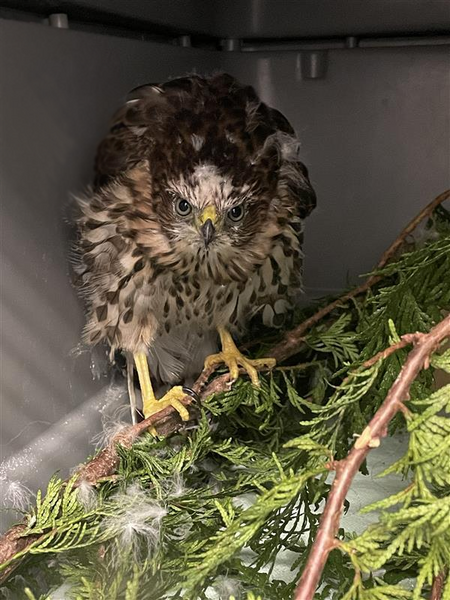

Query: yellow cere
[199,205,218,224]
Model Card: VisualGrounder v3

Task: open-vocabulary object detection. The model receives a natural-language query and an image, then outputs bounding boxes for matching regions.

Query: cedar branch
[0,190,448,582]
[293,313,450,600]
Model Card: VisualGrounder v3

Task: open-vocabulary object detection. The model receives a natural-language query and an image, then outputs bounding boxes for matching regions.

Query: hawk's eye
[228,205,245,222]
[176,198,192,217]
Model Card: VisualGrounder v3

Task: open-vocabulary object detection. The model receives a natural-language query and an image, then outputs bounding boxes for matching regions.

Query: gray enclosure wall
[0,12,449,527]
[0,20,216,518]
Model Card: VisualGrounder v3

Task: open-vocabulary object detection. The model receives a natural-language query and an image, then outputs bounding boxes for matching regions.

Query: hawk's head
[94,73,316,282]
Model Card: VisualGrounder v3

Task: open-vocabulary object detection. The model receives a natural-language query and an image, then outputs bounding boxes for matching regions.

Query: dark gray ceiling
[2,0,450,38]
[214,0,450,38]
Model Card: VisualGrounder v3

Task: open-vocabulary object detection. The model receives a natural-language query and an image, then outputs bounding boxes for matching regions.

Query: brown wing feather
[94,84,164,188]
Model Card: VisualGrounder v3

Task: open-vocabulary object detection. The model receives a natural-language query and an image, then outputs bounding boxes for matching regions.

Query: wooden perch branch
[294,313,450,600]
[0,190,448,583]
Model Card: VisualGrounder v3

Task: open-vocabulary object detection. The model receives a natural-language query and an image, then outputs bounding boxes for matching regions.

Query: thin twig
[294,314,450,600]
[430,569,447,600]
[362,333,423,368]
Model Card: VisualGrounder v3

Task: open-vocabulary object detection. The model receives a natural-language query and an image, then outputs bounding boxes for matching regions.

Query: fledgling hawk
[74,73,316,423]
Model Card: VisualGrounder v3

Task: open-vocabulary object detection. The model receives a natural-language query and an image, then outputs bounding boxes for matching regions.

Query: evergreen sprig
[0,203,449,600]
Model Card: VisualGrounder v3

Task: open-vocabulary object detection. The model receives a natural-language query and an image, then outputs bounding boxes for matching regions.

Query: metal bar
[242,35,450,52]
[360,35,450,48]
[242,40,346,52]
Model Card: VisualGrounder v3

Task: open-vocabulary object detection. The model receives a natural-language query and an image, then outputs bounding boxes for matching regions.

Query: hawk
[74,73,316,424]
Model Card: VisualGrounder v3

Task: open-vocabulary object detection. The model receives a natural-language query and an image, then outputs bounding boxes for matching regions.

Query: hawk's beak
[199,206,217,247]
[199,205,217,225]
[201,219,215,247]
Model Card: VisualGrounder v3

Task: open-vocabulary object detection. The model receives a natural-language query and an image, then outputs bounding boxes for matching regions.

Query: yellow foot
[133,354,190,426]
[143,385,190,422]
[205,328,276,386]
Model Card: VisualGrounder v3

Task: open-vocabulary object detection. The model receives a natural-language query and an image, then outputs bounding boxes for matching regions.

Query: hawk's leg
[134,353,190,422]
[204,327,276,386]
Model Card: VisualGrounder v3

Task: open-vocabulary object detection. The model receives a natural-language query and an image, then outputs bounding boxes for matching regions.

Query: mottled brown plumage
[74,73,316,419]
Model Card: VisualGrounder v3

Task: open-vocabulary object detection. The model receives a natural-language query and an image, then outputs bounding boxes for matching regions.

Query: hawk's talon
[135,407,145,423]
[205,328,276,387]
[133,353,190,431]
[182,386,200,404]
[143,386,190,422]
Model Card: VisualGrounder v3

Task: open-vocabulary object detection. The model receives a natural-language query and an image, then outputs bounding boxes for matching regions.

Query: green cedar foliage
[1,207,449,599]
